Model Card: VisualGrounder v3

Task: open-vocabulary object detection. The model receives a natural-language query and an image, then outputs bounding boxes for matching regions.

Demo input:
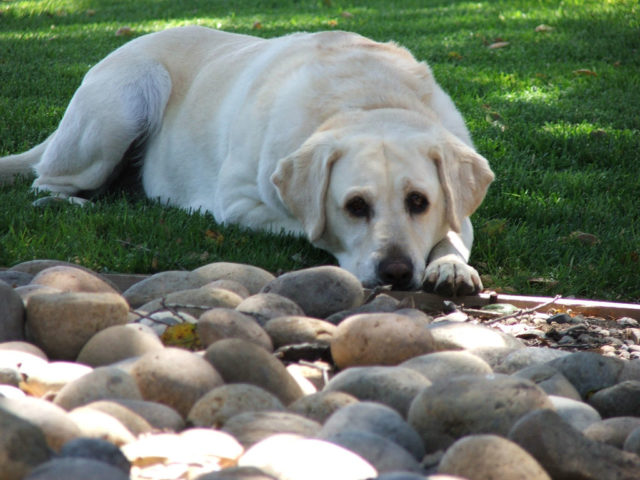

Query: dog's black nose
[377,256,414,290]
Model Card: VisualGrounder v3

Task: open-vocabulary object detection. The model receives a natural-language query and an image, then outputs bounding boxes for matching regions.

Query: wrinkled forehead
[329,136,442,200]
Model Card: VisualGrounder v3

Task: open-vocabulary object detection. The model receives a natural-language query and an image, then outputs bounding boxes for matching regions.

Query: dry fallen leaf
[574,69,597,77]
[448,51,463,60]
[161,323,201,350]
[488,41,510,49]
[341,11,354,18]
[327,19,338,27]
[115,26,134,36]
[252,21,262,29]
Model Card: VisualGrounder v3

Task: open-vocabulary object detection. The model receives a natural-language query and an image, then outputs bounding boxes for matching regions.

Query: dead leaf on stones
[488,41,509,49]
[535,24,554,32]
[115,26,134,36]
[161,323,202,350]
[574,68,597,77]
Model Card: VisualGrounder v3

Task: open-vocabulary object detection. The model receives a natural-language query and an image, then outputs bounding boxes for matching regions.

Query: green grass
[1,0,638,302]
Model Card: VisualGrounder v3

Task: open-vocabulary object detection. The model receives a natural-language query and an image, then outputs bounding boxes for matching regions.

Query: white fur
[0,26,494,293]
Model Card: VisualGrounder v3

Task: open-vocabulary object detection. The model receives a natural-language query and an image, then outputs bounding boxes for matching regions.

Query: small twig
[486,295,562,325]
[299,360,332,387]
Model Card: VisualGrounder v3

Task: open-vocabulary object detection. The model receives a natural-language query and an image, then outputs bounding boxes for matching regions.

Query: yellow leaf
[448,51,463,60]
[327,19,338,27]
[161,323,201,350]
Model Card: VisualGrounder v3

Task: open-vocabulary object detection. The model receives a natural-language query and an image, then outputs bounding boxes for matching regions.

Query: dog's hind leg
[31,58,171,196]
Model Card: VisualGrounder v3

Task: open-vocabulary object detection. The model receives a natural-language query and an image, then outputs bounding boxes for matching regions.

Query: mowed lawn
[0,0,638,302]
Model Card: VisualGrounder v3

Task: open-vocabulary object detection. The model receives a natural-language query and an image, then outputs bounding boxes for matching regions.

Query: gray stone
[494,347,570,374]
[509,409,640,480]
[26,291,129,360]
[53,366,142,410]
[408,375,552,453]
[584,417,640,448]
[195,466,277,479]
[427,322,524,351]
[548,351,625,398]
[400,350,493,382]
[19,360,91,397]
[588,380,640,417]
[0,408,51,480]
[261,266,364,319]
[325,293,400,325]
[197,308,272,350]
[67,406,136,445]
[192,262,276,295]
[203,279,251,299]
[319,401,425,460]
[512,364,582,401]
[23,457,129,480]
[0,270,33,287]
[122,270,201,308]
[264,316,336,348]
[59,437,130,473]
[111,398,185,431]
[0,396,81,452]
[138,286,243,318]
[438,434,551,480]
[188,384,285,428]
[131,348,224,417]
[324,430,422,473]
[0,280,25,341]
[324,366,431,417]
[80,400,154,435]
[205,339,303,405]
[624,426,640,455]
[236,293,305,326]
[238,434,377,479]
[222,411,321,448]
[288,390,359,424]
[331,313,435,369]
[76,324,164,367]
[548,395,601,431]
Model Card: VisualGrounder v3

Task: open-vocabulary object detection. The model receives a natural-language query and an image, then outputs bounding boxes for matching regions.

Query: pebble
[324,366,431,417]
[188,383,285,428]
[30,265,119,294]
[260,266,364,318]
[588,380,640,418]
[2,259,640,479]
[236,293,305,325]
[191,262,276,295]
[319,401,425,460]
[138,286,243,318]
[287,390,359,423]
[205,338,303,405]
[509,408,640,480]
[400,350,493,382]
[197,308,273,350]
[438,434,551,480]
[0,408,52,480]
[323,430,422,473]
[222,411,321,448]
[331,313,435,369]
[427,321,524,351]
[512,363,582,400]
[131,347,224,417]
[0,270,33,287]
[408,375,553,453]
[26,291,129,360]
[238,434,377,480]
[23,457,130,480]
[264,315,336,348]
[548,395,601,431]
[0,280,25,341]
[0,395,81,451]
[59,437,131,473]
[584,417,640,448]
[76,323,164,366]
[53,366,142,410]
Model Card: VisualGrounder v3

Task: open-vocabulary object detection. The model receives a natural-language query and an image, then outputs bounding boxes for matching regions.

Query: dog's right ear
[271,132,341,243]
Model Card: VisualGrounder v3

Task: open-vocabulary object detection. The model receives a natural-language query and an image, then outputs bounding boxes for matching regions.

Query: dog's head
[271,110,494,290]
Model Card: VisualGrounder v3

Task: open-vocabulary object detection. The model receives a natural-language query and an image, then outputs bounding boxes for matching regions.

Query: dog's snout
[377,256,414,289]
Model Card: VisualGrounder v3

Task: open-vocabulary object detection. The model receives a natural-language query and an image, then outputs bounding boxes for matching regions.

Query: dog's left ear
[271,132,341,242]
[430,133,495,233]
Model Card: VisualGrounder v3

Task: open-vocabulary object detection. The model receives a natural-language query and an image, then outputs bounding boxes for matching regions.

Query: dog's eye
[406,192,429,215]
[345,196,371,219]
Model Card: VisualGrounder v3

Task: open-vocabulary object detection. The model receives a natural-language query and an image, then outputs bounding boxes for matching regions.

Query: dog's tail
[0,137,50,185]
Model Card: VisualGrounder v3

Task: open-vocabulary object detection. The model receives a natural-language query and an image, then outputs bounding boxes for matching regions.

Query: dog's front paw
[423,255,482,297]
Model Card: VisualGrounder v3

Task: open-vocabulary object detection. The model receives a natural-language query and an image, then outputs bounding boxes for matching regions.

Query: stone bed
[1,259,640,480]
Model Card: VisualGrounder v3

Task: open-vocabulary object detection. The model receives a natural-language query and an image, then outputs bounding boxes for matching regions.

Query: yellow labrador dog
[0,26,494,294]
